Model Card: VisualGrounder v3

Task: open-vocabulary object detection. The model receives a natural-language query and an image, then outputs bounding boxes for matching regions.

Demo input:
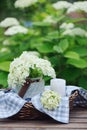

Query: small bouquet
[40,90,61,110]
[8,51,56,95]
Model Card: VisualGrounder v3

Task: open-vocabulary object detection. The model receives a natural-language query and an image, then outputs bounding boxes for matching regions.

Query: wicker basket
[10,90,78,120]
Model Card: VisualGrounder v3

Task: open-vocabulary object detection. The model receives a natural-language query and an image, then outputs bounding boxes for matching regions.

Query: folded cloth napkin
[0,86,87,123]
[31,86,87,123]
[0,89,26,119]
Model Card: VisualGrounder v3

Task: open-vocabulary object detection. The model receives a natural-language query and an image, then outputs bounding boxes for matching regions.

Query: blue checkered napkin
[0,89,26,119]
[31,86,87,123]
[31,94,69,123]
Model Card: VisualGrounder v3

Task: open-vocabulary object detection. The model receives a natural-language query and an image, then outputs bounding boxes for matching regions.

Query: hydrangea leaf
[67,58,87,68]
[0,61,11,72]
[0,72,8,88]
[64,51,80,59]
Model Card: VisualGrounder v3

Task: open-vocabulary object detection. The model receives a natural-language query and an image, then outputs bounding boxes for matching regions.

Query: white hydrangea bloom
[8,51,56,88]
[0,17,19,28]
[35,58,56,78]
[43,16,56,24]
[60,22,74,30]
[20,51,40,58]
[0,48,10,53]
[67,1,87,14]
[4,25,28,36]
[40,90,61,110]
[14,0,38,8]
[3,39,10,45]
[62,27,87,37]
[52,1,72,10]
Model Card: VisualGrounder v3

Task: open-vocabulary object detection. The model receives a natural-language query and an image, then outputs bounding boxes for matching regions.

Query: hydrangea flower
[4,25,28,36]
[67,1,87,14]
[52,1,72,10]
[8,51,56,88]
[0,48,10,53]
[62,27,87,37]
[60,23,75,30]
[0,17,19,28]
[40,90,61,110]
[14,0,38,8]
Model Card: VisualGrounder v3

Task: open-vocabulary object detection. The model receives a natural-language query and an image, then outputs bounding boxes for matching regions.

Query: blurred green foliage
[0,0,87,89]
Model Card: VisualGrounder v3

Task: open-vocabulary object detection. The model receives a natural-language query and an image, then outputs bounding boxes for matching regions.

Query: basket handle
[18,78,40,98]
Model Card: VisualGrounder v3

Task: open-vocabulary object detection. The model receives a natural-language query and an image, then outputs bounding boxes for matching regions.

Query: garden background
[0,0,87,89]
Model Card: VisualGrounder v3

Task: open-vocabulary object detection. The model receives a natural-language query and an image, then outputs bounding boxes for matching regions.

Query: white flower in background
[4,25,28,36]
[3,39,10,45]
[43,16,56,24]
[60,22,74,30]
[62,27,87,37]
[0,48,10,53]
[40,90,61,110]
[67,1,87,14]
[8,51,56,88]
[52,1,72,10]
[14,0,38,8]
[0,17,19,28]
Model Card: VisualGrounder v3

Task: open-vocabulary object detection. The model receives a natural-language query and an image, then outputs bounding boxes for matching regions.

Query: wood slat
[0,107,87,129]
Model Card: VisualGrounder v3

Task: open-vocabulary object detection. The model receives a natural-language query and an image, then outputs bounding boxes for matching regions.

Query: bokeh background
[0,0,87,89]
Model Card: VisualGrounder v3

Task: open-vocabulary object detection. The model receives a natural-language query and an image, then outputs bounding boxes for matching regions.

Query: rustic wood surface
[0,107,87,130]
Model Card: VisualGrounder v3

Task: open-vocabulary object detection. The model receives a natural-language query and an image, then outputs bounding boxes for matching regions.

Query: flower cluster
[4,25,28,36]
[8,51,56,88]
[14,0,38,8]
[52,1,72,10]
[59,22,87,37]
[67,1,87,14]
[52,1,87,14]
[0,17,28,35]
[0,17,19,28]
[62,27,87,37]
[40,90,61,110]
[60,23,74,30]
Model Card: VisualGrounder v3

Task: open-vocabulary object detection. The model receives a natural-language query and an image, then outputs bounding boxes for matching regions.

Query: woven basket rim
[10,90,79,120]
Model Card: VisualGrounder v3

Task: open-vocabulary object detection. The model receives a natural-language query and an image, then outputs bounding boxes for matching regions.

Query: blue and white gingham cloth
[31,86,87,123]
[31,93,69,123]
[0,89,26,119]
[0,86,87,123]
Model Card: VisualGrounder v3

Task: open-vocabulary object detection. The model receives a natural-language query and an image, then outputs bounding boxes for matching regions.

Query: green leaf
[0,71,8,88]
[59,39,69,52]
[73,47,87,57]
[47,31,59,40]
[61,67,81,82]
[0,61,11,72]
[67,58,87,68]
[0,52,14,62]
[36,43,54,53]
[64,51,80,59]
[33,22,51,26]
[54,39,69,53]
[76,37,87,46]
[53,46,63,53]
[78,77,87,90]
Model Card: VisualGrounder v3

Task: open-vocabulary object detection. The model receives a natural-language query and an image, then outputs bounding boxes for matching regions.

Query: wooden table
[0,107,87,130]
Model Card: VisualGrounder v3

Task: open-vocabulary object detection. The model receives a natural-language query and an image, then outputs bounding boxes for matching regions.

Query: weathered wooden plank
[0,121,87,129]
[70,118,87,123]
[0,128,87,130]
[0,107,87,130]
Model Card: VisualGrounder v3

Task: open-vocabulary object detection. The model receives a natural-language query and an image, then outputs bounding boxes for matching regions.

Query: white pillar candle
[50,78,66,97]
